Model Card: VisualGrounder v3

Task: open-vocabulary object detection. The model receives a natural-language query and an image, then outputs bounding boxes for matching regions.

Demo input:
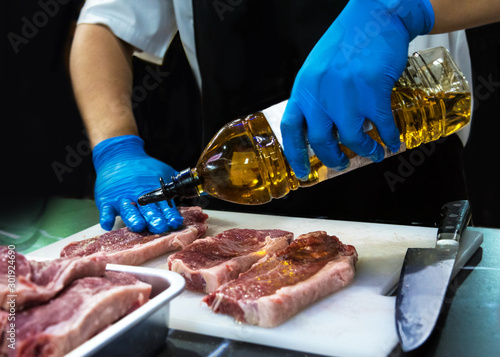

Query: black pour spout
[138,169,201,207]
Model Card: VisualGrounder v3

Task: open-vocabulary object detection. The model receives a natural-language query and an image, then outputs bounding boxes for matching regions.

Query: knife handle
[437,200,471,248]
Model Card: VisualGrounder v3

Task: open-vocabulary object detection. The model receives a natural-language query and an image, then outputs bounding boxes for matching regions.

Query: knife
[395,200,472,352]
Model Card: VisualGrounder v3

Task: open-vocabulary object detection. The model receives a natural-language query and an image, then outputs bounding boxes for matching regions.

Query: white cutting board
[28,210,482,357]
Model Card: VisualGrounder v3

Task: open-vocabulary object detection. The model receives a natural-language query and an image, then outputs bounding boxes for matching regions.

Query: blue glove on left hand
[280,0,435,180]
[92,135,183,233]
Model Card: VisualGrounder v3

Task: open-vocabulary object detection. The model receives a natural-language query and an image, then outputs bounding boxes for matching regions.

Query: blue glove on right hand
[280,0,435,180]
[92,135,183,233]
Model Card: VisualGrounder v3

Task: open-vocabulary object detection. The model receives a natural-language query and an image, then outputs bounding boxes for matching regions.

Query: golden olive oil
[138,47,471,207]
[192,87,471,205]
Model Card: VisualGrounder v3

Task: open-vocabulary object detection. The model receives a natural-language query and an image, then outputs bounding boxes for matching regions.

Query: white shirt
[78,0,201,87]
[78,0,473,145]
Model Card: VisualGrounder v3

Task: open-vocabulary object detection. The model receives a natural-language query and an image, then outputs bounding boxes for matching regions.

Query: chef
[69,0,492,234]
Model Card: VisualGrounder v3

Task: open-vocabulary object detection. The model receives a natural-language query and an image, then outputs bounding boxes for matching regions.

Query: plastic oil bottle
[138,47,471,207]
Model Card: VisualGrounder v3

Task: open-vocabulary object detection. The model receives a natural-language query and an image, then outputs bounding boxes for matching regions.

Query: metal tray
[65,264,185,357]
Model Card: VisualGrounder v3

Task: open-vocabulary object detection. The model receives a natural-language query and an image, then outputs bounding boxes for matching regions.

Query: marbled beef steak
[203,231,358,327]
[60,206,208,265]
[0,247,107,311]
[168,229,293,293]
[0,271,151,357]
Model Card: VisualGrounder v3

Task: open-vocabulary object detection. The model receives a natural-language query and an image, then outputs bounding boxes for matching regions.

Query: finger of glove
[280,100,312,180]
[337,118,385,163]
[99,203,118,231]
[137,202,173,234]
[373,96,401,153]
[157,201,184,230]
[304,104,349,171]
[119,199,148,232]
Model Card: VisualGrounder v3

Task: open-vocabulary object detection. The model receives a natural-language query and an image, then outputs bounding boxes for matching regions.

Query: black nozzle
[138,177,173,207]
[138,169,201,207]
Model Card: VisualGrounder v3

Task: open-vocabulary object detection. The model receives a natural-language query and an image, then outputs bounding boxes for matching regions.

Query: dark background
[2,0,500,228]
[462,23,500,228]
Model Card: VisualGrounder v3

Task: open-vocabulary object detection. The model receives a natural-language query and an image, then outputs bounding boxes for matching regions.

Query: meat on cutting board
[0,271,151,357]
[60,206,209,265]
[168,229,294,293]
[203,231,358,328]
[0,247,107,311]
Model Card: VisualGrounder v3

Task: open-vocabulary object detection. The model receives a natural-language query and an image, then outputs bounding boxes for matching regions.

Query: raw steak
[0,310,7,347]
[0,271,151,357]
[203,231,358,327]
[168,229,293,293]
[60,206,208,265]
[0,247,107,311]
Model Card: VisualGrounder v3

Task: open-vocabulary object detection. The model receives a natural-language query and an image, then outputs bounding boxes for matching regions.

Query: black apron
[135,0,468,227]
[192,0,349,142]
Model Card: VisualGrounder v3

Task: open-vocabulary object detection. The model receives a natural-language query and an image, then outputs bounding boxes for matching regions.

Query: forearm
[70,23,138,148]
[430,0,500,33]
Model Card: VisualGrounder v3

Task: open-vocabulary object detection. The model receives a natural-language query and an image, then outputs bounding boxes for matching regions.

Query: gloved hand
[92,135,183,233]
[280,0,435,179]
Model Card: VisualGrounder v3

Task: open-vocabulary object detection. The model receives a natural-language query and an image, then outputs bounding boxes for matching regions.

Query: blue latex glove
[281,0,435,179]
[92,135,183,233]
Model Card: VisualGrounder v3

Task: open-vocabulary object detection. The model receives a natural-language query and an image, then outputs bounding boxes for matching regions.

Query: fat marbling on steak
[168,229,293,293]
[0,271,151,357]
[0,247,107,311]
[203,231,358,327]
[60,206,208,265]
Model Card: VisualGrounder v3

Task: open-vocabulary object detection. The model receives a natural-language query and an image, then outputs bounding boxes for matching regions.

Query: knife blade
[395,200,472,352]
